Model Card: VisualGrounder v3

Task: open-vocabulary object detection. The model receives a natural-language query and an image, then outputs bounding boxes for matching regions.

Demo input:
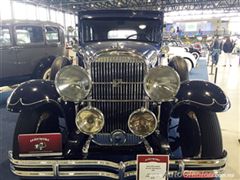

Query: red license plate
[18,133,62,157]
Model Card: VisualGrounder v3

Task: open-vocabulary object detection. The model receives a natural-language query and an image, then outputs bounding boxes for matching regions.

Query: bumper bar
[9,151,227,179]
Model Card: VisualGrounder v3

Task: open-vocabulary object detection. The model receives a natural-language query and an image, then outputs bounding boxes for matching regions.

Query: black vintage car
[8,10,230,179]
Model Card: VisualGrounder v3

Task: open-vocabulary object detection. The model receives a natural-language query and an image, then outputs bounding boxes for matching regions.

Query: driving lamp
[128,108,157,137]
[75,107,104,135]
[144,66,180,102]
[55,65,92,102]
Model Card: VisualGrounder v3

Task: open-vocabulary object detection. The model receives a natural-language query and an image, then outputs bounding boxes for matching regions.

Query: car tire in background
[168,56,189,82]
[33,56,56,80]
[191,51,200,60]
[49,56,72,80]
[183,57,193,72]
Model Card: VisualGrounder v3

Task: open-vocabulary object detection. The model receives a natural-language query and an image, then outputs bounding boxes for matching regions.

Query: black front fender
[175,80,230,112]
[7,79,73,115]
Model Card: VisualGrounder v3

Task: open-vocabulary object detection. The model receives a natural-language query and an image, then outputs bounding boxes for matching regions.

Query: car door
[0,25,18,82]
[13,24,46,77]
[45,26,65,56]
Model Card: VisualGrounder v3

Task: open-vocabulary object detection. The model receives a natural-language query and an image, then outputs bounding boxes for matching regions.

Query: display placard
[137,155,169,180]
[18,133,62,157]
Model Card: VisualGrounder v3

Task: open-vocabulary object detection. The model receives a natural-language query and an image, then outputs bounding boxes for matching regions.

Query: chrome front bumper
[9,151,227,179]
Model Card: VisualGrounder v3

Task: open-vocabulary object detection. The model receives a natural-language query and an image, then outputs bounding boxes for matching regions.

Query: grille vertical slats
[91,57,146,133]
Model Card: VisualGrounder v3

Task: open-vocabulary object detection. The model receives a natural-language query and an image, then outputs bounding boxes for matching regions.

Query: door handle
[9,46,23,51]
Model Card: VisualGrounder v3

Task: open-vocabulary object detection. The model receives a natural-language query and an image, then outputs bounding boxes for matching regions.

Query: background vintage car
[162,39,198,72]
[0,20,65,86]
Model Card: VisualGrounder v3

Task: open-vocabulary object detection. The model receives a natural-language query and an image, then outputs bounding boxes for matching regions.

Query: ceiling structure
[18,0,240,12]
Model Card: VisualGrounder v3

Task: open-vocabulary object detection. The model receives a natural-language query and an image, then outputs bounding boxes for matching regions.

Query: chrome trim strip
[124,169,225,178]
[11,169,119,179]
[9,150,227,179]
[124,157,227,169]
[59,171,119,178]
[19,152,62,157]
[9,151,227,169]
[176,99,229,109]
[9,151,119,169]
[11,168,225,179]
[8,98,59,107]
[9,150,226,168]
[93,82,143,85]
[80,99,174,102]
[124,170,136,178]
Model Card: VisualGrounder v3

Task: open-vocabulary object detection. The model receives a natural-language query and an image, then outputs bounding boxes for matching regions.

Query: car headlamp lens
[128,108,157,137]
[144,66,180,101]
[75,107,104,135]
[55,65,92,102]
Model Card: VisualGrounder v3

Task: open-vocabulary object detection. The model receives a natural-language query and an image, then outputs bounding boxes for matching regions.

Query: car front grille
[91,55,146,133]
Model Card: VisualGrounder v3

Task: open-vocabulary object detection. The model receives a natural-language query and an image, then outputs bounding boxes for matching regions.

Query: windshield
[81,18,162,44]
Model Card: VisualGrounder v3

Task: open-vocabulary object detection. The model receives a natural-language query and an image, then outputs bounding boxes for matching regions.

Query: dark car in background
[7,10,230,179]
[0,20,65,86]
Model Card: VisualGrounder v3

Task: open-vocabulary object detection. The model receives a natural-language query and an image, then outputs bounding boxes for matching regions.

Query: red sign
[183,171,216,178]
[137,155,169,180]
[18,133,62,157]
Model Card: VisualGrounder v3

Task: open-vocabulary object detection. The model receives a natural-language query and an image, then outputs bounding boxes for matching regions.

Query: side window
[45,26,60,43]
[0,26,11,46]
[15,26,44,44]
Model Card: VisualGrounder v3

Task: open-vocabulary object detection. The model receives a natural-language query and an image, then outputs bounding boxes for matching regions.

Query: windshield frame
[78,10,163,46]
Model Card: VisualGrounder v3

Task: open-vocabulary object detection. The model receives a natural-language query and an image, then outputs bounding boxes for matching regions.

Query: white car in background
[162,46,197,72]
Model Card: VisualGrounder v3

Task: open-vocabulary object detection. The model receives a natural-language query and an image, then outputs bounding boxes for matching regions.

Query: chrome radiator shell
[90,54,146,133]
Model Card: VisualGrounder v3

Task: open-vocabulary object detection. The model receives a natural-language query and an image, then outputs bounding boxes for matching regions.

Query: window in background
[45,26,60,43]
[50,9,57,22]
[13,1,26,19]
[185,22,198,32]
[26,4,36,20]
[37,6,48,21]
[15,26,44,44]
[56,11,64,26]
[0,27,11,46]
[0,0,12,20]
[229,19,240,34]
[65,13,75,28]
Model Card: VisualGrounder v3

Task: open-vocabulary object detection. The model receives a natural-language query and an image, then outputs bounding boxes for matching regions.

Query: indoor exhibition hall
[0,0,240,180]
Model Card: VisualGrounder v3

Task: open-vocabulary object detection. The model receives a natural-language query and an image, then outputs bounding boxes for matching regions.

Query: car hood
[82,41,160,66]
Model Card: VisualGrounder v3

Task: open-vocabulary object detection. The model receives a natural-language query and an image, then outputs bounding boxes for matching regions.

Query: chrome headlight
[55,65,92,102]
[144,66,180,101]
[128,108,157,137]
[75,107,104,135]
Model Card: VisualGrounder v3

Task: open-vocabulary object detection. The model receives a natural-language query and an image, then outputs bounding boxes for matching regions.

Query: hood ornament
[112,42,124,49]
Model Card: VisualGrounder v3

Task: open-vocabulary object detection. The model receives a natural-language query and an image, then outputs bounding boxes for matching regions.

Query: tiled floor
[208,53,240,180]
